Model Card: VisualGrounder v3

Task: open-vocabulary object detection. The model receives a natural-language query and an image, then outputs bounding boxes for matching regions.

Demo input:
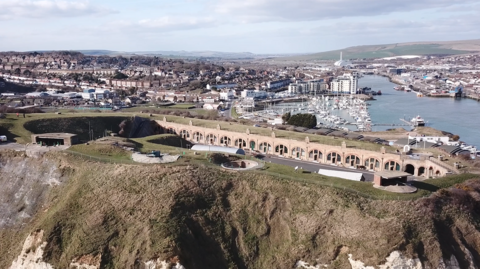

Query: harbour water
[360,75,480,147]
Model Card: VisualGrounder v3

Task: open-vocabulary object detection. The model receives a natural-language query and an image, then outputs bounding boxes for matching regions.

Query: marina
[362,75,480,148]
[237,75,480,152]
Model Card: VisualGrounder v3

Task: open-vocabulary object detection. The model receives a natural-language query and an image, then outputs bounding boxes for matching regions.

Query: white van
[0,135,7,142]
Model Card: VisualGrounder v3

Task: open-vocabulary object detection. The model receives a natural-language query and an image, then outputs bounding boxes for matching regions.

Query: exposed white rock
[437,255,460,269]
[349,251,422,269]
[348,254,375,269]
[144,258,185,269]
[69,262,99,269]
[295,260,327,268]
[9,230,54,269]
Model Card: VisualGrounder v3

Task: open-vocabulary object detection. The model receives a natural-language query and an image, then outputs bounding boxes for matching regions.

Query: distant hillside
[279,39,480,61]
[78,50,265,59]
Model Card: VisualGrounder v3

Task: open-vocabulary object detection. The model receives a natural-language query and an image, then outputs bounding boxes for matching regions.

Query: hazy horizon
[1,0,480,54]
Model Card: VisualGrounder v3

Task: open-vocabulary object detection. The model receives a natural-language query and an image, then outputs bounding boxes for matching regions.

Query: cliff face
[1,152,480,269]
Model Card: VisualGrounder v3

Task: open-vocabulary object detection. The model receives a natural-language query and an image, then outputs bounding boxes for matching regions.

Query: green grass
[67,134,476,201]
[279,44,471,61]
[0,112,135,143]
[121,106,209,115]
[67,144,133,162]
[169,104,196,109]
[0,112,393,152]
[253,162,479,200]
[231,107,239,119]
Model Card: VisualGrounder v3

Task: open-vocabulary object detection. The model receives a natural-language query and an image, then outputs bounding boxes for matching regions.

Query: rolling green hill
[279,40,480,61]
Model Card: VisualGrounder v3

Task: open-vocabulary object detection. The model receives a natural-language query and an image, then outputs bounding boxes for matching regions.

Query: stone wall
[156,118,450,177]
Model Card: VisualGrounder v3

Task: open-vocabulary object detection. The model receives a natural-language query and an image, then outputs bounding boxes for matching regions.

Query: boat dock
[399,119,415,126]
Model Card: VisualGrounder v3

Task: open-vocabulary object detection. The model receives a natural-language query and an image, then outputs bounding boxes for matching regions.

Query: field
[279,43,476,61]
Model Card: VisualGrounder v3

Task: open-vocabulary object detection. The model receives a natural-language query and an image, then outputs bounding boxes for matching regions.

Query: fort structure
[156,117,452,178]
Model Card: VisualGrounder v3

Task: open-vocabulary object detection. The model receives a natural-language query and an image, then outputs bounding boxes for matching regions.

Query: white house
[241,89,268,99]
[219,89,235,101]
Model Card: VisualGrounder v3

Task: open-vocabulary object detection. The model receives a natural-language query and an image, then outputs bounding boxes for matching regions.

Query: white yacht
[411,115,425,127]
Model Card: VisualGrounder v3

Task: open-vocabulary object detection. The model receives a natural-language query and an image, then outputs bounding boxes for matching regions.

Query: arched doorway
[405,164,415,175]
[418,167,426,177]
[259,142,271,153]
[292,147,305,159]
[327,152,342,164]
[206,134,217,145]
[234,138,246,149]
[179,130,190,139]
[220,136,231,146]
[365,158,380,171]
[345,154,360,167]
[250,141,256,151]
[435,170,441,177]
[275,144,288,156]
[428,167,434,177]
[384,161,401,171]
[309,150,322,162]
[192,132,203,143]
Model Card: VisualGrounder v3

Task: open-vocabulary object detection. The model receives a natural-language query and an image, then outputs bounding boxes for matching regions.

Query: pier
[399,119,415,127]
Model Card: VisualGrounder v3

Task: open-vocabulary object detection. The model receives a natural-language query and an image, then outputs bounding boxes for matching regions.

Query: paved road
[261,155,375,182]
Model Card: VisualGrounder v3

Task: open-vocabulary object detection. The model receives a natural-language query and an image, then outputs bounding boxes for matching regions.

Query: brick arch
[275,144,289,156]
[308,149,323,162]
[234,138,247,148]
[192,131,204,143]
[404,163,415,175]
[418,166,426,177]
[344,154,361,167]
[165,127,177,134]
[291,146,306,159]
[384,160,401,171]
[205,133,217,145]
[220,135,232,146]
[258,141,272,153]
[364,156,381,171]
[179,129,190,139]
[326,151,342,164]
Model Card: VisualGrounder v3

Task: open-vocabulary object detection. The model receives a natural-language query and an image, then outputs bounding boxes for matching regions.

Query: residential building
[330,72,358,94]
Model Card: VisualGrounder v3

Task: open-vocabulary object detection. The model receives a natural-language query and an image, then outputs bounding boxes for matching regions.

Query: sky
[0,0,479,54]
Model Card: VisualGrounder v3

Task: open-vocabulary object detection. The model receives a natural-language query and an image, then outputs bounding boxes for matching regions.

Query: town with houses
[1,51,480,111]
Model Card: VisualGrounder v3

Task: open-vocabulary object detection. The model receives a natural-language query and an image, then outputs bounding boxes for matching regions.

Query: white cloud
[213,0,479,22]
[0,0,115,20]
[101,15,218,34]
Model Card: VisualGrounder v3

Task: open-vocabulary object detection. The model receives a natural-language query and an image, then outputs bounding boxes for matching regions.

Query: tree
[452,135,460,141]
[282,112,291,124]
[112,72,128,80]
[287,113,317,129]
[23,69,32,77]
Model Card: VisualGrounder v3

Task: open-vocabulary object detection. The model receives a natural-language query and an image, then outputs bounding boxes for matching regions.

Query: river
[360,75,480,147]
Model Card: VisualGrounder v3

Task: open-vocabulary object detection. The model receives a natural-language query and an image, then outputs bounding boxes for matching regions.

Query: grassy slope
[1,153,480,268]
[280,44,473,61]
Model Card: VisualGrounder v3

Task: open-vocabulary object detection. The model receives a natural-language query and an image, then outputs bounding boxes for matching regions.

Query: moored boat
[411,115,425,127]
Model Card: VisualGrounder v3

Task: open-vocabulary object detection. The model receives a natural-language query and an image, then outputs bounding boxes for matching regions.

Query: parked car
[0,135,7,142]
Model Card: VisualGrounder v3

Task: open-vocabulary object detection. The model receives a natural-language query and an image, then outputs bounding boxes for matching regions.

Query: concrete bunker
[31,133,78,146]
[373,171,417,193]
